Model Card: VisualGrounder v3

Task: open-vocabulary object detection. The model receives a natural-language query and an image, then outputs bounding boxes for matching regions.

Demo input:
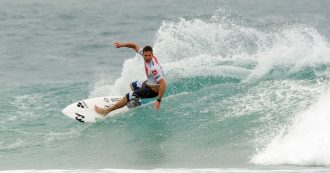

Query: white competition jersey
[138,48,164,85]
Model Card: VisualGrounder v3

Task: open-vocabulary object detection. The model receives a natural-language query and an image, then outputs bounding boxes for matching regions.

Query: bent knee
[126,92,133,101]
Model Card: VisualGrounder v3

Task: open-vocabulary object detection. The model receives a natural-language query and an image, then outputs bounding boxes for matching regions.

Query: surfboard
[62,96,141,123]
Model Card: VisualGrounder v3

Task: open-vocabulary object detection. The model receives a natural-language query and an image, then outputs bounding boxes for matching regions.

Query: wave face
[88,15,330,167]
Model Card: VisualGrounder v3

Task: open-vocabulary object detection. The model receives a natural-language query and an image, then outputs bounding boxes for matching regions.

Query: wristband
[157,98,161,103]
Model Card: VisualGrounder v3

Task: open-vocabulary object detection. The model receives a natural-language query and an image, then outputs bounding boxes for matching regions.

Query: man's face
[143,51,153,63]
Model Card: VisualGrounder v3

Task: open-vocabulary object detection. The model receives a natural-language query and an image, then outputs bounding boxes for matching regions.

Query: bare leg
[95,97,128,116]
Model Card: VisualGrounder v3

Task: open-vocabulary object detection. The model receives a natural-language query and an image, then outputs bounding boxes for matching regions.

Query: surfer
[95,42,166,116]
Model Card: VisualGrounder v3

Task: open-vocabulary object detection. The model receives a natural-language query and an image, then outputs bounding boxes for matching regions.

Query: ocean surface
[1,0,330,172]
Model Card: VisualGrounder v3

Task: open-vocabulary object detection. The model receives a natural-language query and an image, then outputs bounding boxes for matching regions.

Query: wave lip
[251,91,330,166]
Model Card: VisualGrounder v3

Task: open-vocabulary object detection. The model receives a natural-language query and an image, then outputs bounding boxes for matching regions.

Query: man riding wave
[95,42,166,115]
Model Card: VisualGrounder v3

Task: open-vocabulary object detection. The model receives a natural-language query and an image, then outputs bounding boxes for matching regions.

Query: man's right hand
[113,42,122,48]
[113,42,140,53]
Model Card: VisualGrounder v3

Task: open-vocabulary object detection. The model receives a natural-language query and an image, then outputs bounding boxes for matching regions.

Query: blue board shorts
[126,80,158,101]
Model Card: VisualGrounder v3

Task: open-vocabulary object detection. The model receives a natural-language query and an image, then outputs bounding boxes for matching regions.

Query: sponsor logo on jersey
[152,69,158,75]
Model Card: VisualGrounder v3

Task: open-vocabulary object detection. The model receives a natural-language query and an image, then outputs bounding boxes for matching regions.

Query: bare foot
[95,105,108,116]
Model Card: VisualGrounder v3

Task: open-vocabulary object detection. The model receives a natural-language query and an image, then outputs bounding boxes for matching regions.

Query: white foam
[246,26,330,81]
[90,18,256,96]
[91,17,330,96]
[251,90,330,166]
[89,76,116,98]
[89,54,145,97]
[164,54,251,80]
[109,56,146,96]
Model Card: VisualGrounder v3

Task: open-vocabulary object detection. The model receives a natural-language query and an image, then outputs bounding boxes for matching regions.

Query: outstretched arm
[113,42,141,53]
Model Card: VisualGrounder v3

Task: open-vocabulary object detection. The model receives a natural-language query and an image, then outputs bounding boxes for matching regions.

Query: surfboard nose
[62,105,71,117]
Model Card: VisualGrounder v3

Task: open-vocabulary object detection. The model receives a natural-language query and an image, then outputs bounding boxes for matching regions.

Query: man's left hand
[153,100,161,111]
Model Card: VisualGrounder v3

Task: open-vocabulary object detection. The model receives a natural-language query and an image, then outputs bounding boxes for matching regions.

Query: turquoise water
[1,0,330,172]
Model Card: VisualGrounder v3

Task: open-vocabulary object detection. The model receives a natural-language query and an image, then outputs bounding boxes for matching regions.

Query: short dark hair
[143,46,153,53]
